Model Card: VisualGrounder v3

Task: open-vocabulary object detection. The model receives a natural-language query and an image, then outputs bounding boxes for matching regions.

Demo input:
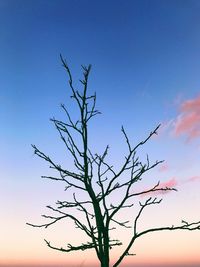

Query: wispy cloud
[140,174,200,198]
[140,177,178,197]
[158,163,169,172]
[172,95,200,141]
[159,177,178,188]
[184,175,200,184]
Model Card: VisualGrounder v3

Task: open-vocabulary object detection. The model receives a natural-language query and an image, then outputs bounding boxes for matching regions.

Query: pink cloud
[185,175,200,183]
[140,177,178,197]
[173,95,200,141]
[158,163,169,172]
[159,177,178,189]
[140,175,200,198]
[181,97,200,112]
[152,177,178,196]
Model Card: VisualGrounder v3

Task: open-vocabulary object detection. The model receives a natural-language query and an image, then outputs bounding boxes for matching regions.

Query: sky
[1,0,200,266]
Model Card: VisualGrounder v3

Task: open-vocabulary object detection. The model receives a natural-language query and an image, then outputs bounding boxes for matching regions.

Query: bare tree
[27,56,200,267]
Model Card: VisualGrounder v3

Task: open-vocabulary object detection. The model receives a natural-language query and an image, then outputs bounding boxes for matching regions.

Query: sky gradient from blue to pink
[1,0,200,266]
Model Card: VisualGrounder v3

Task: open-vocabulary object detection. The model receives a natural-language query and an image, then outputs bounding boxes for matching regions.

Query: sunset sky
[1,0,200,266]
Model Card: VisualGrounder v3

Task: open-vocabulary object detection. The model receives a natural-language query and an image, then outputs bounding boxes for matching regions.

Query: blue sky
[1,1,200,266]
[1,0,200,136]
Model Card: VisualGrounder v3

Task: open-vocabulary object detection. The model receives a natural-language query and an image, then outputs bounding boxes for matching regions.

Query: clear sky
[1,0,200,266]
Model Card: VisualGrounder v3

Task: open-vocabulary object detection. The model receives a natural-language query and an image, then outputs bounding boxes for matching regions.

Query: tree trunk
[100,259,109,267]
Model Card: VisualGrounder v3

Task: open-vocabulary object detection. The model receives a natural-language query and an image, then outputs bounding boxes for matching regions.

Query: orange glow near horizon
[2,228,200,266]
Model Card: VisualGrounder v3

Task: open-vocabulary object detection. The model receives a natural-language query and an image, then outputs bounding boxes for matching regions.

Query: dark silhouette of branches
[27,56,200,267]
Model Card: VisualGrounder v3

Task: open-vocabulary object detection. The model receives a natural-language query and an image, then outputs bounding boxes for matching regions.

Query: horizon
[2,263,200,267]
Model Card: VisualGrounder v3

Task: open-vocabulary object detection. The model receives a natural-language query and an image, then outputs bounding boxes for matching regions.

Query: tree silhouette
[27,56,200,267]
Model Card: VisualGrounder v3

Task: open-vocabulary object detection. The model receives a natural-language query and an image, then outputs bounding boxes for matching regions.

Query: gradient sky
[1,0,200,266]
